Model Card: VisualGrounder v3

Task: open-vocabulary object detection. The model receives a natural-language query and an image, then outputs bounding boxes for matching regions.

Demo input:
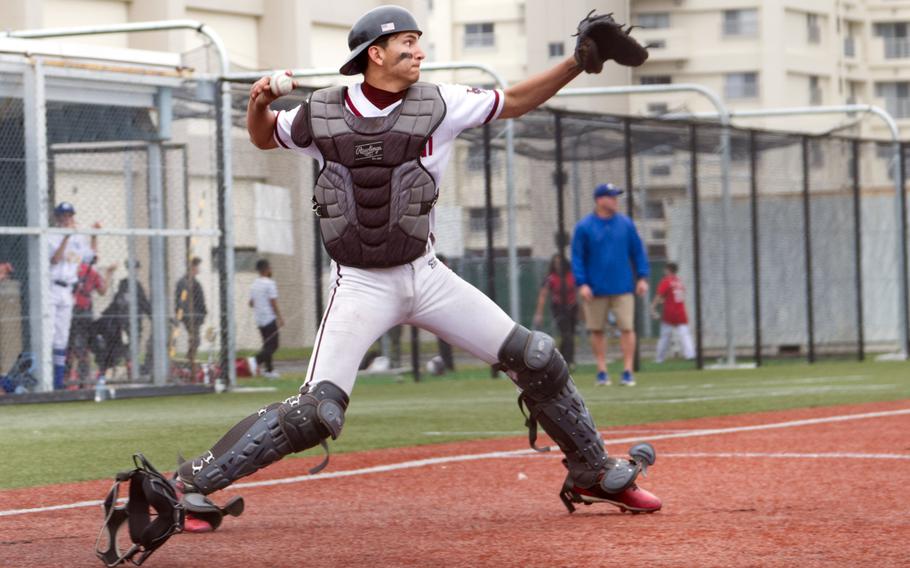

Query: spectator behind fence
[248,259,284,379]
[651,262,695,363]
[95,260,152,378]
[175,256,207,366]
[533,253,578,369]
[0,262,12,280]
[48,202,97,390]
[68,259,116,388]
[571,183,649,387]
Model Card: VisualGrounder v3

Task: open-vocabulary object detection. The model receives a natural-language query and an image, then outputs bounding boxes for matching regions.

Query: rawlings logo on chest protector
[354,141,384,162]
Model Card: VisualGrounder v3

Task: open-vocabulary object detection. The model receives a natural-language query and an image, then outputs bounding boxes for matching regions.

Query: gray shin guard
[177,381,348,494]
[499,325,606,487]
[498,325,639,491]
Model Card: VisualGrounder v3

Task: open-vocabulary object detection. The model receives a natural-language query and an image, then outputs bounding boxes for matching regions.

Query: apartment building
[629,0,910,139]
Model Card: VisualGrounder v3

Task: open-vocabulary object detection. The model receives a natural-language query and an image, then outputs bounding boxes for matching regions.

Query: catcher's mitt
[573,10,649,74]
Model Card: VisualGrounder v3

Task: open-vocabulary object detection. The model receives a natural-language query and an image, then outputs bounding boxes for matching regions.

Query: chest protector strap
[308,83,446,268]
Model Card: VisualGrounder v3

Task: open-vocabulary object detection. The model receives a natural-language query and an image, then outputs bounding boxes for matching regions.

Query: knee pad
[278,381,348,454]
[498,325,569,402]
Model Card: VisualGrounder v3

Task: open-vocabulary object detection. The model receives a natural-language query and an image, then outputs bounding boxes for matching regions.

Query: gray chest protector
[302,83,446,268]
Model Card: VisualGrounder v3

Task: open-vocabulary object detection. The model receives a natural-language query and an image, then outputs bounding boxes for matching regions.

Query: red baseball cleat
[183,514,215,533]
[565,483,662,513]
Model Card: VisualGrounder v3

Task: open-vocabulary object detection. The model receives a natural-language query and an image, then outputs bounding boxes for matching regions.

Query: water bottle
[94,376,108,403]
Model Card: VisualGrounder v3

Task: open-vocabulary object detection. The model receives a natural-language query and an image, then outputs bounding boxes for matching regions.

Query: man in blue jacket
[571,183,649,386]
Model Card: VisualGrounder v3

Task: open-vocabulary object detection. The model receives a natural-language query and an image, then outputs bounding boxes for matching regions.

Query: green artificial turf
[0,359,907,489]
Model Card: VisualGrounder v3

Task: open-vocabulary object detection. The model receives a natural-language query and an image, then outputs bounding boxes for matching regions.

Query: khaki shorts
[583,293,635,332]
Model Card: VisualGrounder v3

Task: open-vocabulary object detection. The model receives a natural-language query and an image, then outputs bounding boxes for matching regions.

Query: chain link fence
[3,39,908,399]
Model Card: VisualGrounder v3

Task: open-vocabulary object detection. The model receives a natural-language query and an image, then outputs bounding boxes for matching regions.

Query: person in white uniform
[48,202,96,390]
[248,258,284,379]
[172,5,660,535]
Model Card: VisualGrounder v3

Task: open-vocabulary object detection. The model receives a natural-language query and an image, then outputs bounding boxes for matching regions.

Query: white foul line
[2,406,909,518]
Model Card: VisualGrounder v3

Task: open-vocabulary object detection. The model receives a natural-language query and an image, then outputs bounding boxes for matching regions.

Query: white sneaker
[247,357,258,376]
[263,370,281,379]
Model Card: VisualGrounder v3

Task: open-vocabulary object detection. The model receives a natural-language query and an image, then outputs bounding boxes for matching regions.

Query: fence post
[553,113,568,298]
[690,124,704,369]
[23,60,52,391]
[749,130,762,366]
[852,140,864,361]
[312,159,324,323]
[801,137,816,363]
[623,119,641,372]
[900,142,910,355]
[483,122,497,377]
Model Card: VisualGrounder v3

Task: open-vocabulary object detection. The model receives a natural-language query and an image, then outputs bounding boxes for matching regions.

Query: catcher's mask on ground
[95,454,184,567]
[340,5,422,75]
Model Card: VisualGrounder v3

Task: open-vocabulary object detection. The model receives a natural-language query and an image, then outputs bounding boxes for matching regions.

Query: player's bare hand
[579,285,593,303]
[277,316,285,328]
[636,279,649,297]
[92,221,102,229]
[249,76,279,109]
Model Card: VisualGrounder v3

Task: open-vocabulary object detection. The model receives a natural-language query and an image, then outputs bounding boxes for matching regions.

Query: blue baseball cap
[54,202,76,215]
[593,183,623,199]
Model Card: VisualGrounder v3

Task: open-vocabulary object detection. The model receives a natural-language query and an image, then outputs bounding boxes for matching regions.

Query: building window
[725,72,759,99]
[809,75,822,105]
[640,75,672,85]
[229,247,258,272]
[844,35,856,57]
[875,81,910,118]
[464,22,495,48]
[874,22,910,58]
[648,39,667,49]
[548,41,565,58]
[723,9,758,37]
[649,164,671,177]
[809,139,825,168]
[647,102,669,115]
[807,13,821,44]
[469,207,501,232]
[637,12,670,29]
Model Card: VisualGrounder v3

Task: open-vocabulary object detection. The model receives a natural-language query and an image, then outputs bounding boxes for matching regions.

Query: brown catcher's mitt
[573,10,649,73]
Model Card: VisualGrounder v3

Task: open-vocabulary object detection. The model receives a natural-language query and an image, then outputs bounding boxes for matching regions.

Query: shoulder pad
[290,99,313,148]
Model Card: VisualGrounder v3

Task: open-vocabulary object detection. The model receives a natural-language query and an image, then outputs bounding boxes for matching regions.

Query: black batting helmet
[339,5,422,76]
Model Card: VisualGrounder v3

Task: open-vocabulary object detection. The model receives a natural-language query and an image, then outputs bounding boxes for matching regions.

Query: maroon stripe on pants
[305,264,342,384]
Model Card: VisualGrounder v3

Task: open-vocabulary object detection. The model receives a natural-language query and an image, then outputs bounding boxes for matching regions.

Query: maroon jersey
[74,264,104,311]
[657,274,688,325]
[544,272,577,306]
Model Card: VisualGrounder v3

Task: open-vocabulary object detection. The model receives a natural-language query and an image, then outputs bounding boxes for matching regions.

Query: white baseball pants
[655,322,695,363]
[304,249,516,395]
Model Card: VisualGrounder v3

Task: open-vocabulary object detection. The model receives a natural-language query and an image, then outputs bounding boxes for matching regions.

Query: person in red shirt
[533,254,578,368]
[68,260,116,388]
[650,262,695,363]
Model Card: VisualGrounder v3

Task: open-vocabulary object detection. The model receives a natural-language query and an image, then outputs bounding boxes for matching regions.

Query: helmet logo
[380,22,396,32]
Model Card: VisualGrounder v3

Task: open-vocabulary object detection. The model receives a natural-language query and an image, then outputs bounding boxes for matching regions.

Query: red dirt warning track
[2,400,910,567]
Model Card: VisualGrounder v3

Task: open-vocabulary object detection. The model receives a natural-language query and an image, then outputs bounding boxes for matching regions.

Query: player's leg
[51,293,75,390]
[611,294,637,385]
[655,322,672,363]
[583,297,609,384]
[678,324,696,360]
[409,258,660,513]
[177,263,402,495]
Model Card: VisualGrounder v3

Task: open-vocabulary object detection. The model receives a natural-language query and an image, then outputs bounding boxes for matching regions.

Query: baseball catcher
[100,6,656,563]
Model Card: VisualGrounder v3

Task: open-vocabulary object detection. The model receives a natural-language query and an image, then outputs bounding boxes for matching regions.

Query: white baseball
[269,71,295,97]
